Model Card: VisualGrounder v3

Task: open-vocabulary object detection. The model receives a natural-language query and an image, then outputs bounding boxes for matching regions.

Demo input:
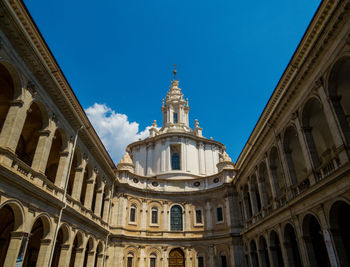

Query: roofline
[235,0,337,168]
[6,0,116,170]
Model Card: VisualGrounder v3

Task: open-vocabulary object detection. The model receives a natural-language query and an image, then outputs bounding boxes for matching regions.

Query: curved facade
[0,0,350,267]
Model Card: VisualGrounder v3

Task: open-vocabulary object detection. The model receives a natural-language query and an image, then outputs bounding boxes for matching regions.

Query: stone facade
[0,0,350,267]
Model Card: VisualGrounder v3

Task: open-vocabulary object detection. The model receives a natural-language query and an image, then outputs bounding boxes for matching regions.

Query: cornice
[236,0,347,170]
[0,0,116,175]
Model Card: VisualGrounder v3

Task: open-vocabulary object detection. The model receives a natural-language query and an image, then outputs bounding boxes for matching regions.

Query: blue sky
[24,0,321,163]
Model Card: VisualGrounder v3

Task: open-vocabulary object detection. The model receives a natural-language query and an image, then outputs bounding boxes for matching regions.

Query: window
[173,112,178,123]
[216,207,223,222]
[171,144,181,170]
[220,255,227,267]
[170,205,183,231]
[195,209,203,224]
[151,208,158,224]
[198,256,204,267]
[129,205,136,223]
[150,256,156,267]
[127,256,133,267]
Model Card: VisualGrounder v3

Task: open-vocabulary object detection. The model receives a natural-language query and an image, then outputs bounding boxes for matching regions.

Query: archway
[0,206,14,266]
[269,231,284,267]
[329,201,350,266]
[249,240,259,267]
[16,102,44,166]
[67,149,81,196]
[45,129,64,184]
[284,223,302,267]
[169,248,185,267]
[258,161,273,207]
[258,236,269,267]
[303,214,330,267]
[82,238,94,267]
[23,217,49,267]
[269,146,286,197]
[328,57,350,143]
[0,63,14,134]
[69,232,83,267]
[283,126,308,186]
[51,225,69,267]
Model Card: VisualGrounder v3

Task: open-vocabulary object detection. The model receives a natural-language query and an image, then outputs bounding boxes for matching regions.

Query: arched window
[173,112,178,123]
[149,253,157,267]
[151,207,158,225]
[127,253,134,267]
[170,205,183,231]
[220,253,227,267]
[129,204,137,223]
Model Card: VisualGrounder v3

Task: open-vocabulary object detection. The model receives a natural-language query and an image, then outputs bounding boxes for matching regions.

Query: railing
[314,156,340,182]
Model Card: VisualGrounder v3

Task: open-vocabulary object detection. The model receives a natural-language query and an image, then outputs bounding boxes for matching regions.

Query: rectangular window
[171,144,181,170]
[173,112,178,123]
[151,209,158,224]
[216,207,223,222]
[127,257,133,267]
[195,209,203,224]
[150,258,156,267]
[130,207,136,222]
[198,256,204,267]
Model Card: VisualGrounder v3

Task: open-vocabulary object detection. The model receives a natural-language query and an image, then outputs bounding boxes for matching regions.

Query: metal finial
[173,63,177,79]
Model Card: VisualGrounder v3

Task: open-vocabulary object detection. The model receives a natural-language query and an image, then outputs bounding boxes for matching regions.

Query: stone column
[165,142,170,172]
[277,225,290,267]
[140,200,147,232]
[73,247,85,267]
[293,116,316,184]
[292,216,310,267]
[57,244,71,267]
[318,85,349,164]
[0,95,31,154]
[264,155,278,201]
[71,158,88,201]
[248,181,259,215]
[209,245,215,267]
[163,201,169,233]
[162,247,168,267]
[36,238,53,267]
[31,128,54,173]
[86,251,96,267]
[184,203,191,231]
[147,144,153,176]
[318,206,339,267]
[54,146,71,189]
[95,253,104,267]
[185,248,192,266]
[94,182,105,217]
[84,169,97,210]
[120,195,127,228]
[256,168,268,208]
[224,196,232,227]
[198,143,205,175]
[102,188,111,222]
[205,201,213,231]
[3,231,25,267]
[139,246,146,267]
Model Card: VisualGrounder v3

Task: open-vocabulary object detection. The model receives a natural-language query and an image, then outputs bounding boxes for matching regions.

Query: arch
[249,240,259,267]
[258,236,270,267]
[0,205,15,266]
[94,241,104,267]
[23,215,51,267]
[284,223,302,267]
[0,200,24,231]
[100,186,109,219]
[302,214,330,267]
[16,101,46,166]
[69,231,84,267]
[169,248,185,267]
[258,161,272,206]
[45,128,66,184]
[82,237,94,267]
[327,56,350,142]
[269,230,284,267]
[243,184,252,219]
[269,146,286,197]
[329,200,350,266]
[193,246,208,267]
[80,164,92,205]
[67,148,82,196]
[0,63,15,135]
[283,125,308,185]
[51,224,70,267]
[170,205,183,231]
[0,60,23,98]
[91,176,101,213]
[250,174,262,213]
[302,97,335,170]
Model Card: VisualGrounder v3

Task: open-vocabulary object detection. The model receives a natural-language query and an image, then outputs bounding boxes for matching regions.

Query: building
[0,0,349,267]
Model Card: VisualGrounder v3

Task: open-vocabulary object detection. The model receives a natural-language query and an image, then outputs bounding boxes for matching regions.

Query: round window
[152,181,159,187]
[194,181,200,187]
[213,178,220,183]
[133,178,139,183]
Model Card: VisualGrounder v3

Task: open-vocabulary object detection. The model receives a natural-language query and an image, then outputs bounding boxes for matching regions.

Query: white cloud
[85,103,151,164]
